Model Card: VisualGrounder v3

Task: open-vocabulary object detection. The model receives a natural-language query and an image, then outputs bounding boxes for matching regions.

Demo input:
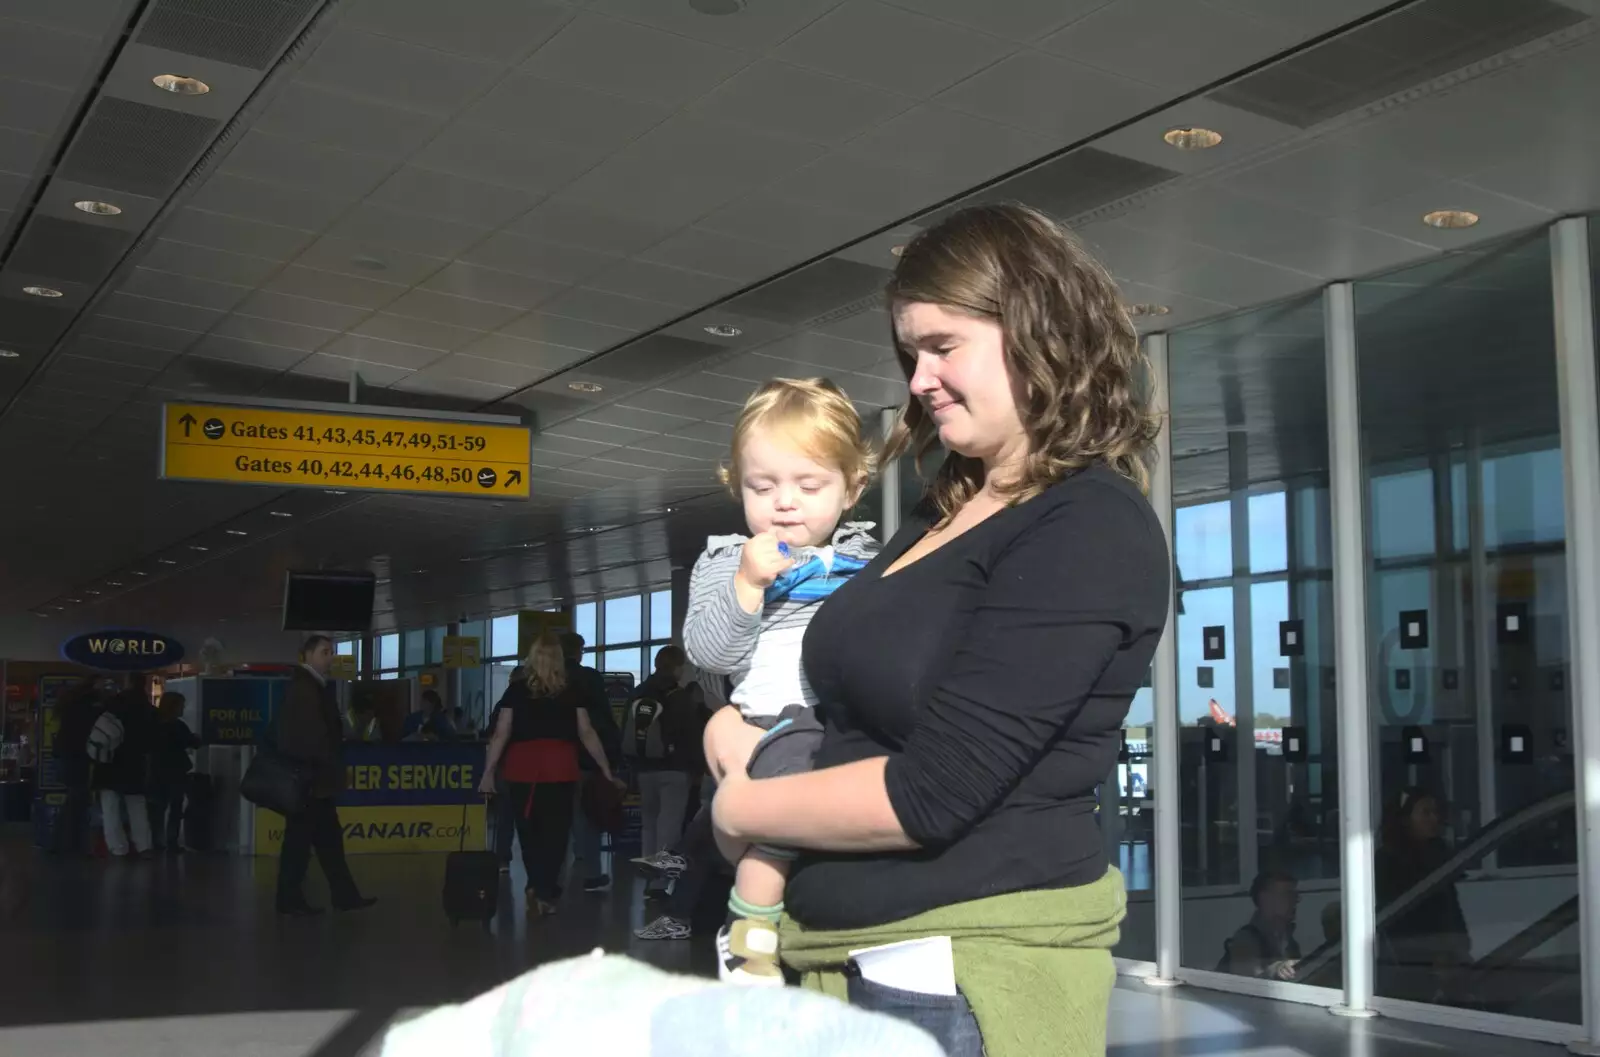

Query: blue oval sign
[61,630,185,671]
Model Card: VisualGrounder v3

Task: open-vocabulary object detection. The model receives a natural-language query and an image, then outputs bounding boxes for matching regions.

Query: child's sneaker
[716,919,785,987]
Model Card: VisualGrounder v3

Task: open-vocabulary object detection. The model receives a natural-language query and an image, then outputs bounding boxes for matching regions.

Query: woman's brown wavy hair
[884,203,1160,523]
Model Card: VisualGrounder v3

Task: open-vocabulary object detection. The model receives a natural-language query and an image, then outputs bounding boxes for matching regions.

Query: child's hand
[737,532,793,590]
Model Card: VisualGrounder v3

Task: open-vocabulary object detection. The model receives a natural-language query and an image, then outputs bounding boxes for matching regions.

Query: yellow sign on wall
[330,654,358,681]
[442,635,481,669]
[254,804,486,855]
[161,402,530,499]
[518,610,571,657]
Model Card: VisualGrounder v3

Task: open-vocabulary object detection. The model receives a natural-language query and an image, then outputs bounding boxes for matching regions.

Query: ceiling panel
[522,12,751,106]
[184,172,352,232]
[776,1,1013,97]
[340,0,572,63]
[296,26,508,114]
[419,261,565,311]
[1041,0,1302,90]
[691,59,912,146]
[462,73,674,153]
[252,82,448,157]
[939,50,1166,141]
[364,166,541,228]
[233,290,372,332]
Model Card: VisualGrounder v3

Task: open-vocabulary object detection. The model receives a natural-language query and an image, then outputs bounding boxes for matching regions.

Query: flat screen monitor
[282,570,376,632]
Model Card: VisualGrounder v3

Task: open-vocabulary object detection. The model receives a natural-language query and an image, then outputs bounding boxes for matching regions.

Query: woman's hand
[712,766,751,841]
[703,707,762,784]
[476,774,496,797]
[603,770,627,792]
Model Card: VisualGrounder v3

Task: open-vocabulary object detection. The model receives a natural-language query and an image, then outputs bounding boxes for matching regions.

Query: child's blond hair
[718,377,878,496]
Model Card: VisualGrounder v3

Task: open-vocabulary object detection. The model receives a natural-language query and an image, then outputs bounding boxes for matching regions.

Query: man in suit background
[274,634,375,916]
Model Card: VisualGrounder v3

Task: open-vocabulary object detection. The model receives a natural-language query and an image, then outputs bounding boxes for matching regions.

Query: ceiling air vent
[9,216,136,285]
[921,148,1180,227]
[0,299,76,348]
[56,97,221,198]
[1210,0,1588,128]
[584,334,726,384]
[723,258,892,327]
[137,0,324,70]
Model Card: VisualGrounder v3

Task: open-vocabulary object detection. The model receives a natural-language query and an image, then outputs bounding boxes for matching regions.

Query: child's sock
[728,891,784,924]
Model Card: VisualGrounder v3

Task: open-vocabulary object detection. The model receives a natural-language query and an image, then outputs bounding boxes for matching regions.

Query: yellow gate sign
[441,635,481,669]
[161,401,530,499]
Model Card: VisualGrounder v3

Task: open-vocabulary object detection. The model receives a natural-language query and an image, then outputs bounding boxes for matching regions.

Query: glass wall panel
[602,647,643,688]
[490,614,518,660]
[1356,231,1579,1022]
[649,589,673,641]
[574,602,597,649]
[1169,295,1340,984]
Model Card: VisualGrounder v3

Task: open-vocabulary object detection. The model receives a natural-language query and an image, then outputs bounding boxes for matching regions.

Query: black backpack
[622,695,670,762]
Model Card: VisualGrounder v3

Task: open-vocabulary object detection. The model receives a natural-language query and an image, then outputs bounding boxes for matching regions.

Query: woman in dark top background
[479,632,621,916]
[712,204,1169,1057]
[148,691,198,853]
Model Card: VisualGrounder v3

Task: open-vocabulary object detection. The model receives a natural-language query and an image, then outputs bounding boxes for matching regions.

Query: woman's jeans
[846,976,985,1057]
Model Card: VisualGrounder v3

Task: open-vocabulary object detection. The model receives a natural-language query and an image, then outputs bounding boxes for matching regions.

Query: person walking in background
[147,691,198,853]
[478,632,622,917]
[562,632,620,892]
[625,646,698,895]
[50,677,103,856]
[275,635,375,917]
[87,680,157,859]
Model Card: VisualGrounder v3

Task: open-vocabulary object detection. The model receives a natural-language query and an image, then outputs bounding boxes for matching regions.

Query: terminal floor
[0,842,1574,1057]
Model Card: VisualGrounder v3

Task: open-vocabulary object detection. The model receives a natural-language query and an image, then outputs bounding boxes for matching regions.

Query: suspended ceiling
[0,0,1597,653]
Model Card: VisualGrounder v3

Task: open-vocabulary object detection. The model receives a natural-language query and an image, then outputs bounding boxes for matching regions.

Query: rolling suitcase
[442,799,499,928]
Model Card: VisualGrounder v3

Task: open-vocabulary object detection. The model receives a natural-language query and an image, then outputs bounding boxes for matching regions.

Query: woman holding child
[705,204,1170,1057]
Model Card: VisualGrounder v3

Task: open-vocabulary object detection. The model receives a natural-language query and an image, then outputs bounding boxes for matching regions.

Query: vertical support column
[1229,435,1259,889]
[1325,282,1378,1018]
[1466,434,1499,870]
[670,567,691,647]
[1147,333,1183,985]
[1550,216,1600,1054]
[879,406,901,545]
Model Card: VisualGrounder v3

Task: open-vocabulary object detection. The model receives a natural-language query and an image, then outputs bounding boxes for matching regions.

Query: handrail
[1292,789,1576,984]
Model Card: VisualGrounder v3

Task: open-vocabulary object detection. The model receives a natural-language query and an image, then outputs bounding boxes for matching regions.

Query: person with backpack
[87,681,157,858]
[623,645,698,885]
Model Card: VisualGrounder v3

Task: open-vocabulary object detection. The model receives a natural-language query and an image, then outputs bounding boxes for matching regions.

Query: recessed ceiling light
[269,510,293,518]
[0,349,18,359]
[153,74,210,96]
[568,381,604,393]
[413,569,428,575]
[1130,304,1171,317]
[129,571,147,577]
[189,544,209,552]
[51,606,63,612]
[703,324,742,338]
[157,558,178,565]
[350,256,387,271]
[890,245,907,258]
[324,489,347,496]
[376,578,391,585]
[1422,209,1479,230]
[225,529,248,536]
[23,286,63,298]
[107,581,123,587]
[74,200,122,216]
[1163,127,1223,150]
[85,589,101,596]
[66,598,82,603]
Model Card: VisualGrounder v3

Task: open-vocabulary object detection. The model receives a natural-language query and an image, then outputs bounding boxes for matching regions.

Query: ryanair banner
[253,743,485,855]
[255,804,486,856]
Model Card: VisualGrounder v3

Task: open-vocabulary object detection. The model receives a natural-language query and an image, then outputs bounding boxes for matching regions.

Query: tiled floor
[0,842,1576,1057]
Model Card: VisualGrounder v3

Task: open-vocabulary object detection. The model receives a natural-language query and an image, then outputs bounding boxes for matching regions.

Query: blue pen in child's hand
[777,542,790,558]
